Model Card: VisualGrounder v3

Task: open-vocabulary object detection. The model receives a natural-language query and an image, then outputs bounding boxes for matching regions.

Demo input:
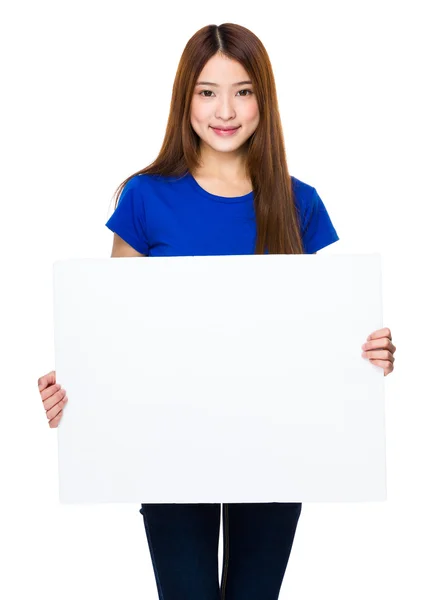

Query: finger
[38,370,57,392]
[48,409,63,428]
[362,338,395,353]
[42,385,65,410]
[46,397,68,422]
[363,349,395,362]
[43,388,66,412]
[40,383,62,403]
[367,328,391,341]
[45,392,68,417]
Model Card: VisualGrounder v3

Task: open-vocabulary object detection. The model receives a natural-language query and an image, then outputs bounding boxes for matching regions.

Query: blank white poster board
[53,254,385,504]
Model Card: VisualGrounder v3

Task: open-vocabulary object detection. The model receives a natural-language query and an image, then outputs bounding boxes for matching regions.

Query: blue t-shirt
[105,171,339,256]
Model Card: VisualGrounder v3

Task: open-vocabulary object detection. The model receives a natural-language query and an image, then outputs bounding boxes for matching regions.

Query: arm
[111,233,146,258]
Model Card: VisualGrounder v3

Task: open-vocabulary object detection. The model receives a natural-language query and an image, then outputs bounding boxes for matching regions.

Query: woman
[37,23,396,600]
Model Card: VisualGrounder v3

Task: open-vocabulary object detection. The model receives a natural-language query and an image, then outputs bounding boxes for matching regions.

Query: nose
[215,94,236,120]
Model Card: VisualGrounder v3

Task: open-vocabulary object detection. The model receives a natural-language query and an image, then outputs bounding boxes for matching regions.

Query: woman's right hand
[38,370,68,428]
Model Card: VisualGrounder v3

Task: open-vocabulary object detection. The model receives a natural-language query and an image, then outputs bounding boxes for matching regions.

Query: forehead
[198,54,250,83]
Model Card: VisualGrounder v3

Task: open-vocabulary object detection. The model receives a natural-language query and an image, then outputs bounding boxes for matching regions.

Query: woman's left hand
[361,327,396,376]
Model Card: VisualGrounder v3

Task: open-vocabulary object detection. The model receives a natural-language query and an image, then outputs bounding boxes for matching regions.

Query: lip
[210,126,241,136]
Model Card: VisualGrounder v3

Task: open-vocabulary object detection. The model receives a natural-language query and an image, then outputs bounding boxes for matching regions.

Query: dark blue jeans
[139,502,302,600]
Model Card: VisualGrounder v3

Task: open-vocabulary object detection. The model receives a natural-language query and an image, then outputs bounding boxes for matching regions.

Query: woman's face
[190,54,260,155]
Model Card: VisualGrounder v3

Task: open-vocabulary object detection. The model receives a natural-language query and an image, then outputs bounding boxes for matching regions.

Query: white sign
[53,254,385,504]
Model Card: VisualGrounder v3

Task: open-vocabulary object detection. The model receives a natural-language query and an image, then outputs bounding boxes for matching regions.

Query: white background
[1,1,440,598]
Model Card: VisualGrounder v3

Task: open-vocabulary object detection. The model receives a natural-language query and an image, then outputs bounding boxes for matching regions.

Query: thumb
[38,370,56,391]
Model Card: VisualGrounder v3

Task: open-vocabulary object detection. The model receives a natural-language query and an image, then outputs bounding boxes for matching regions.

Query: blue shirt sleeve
[301,186,339,254]
[105,176,150,255]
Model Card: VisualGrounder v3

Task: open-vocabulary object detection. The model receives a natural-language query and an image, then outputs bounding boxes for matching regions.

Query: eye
[199,89,253,97]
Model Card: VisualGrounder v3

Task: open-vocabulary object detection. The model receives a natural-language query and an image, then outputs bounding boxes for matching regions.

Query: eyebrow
[195,80,253,87]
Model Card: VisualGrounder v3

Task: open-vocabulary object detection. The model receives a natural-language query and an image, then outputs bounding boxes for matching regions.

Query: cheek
[191,101,211,123]
[243,102,259,122]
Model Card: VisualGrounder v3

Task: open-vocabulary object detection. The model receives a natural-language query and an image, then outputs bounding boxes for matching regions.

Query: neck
[195,143,249,182]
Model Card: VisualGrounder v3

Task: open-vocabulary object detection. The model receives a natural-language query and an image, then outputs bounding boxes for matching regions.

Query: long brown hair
[111,23,305,254]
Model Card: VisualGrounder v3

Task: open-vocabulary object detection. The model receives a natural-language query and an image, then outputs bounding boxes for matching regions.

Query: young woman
[37,23,396,600]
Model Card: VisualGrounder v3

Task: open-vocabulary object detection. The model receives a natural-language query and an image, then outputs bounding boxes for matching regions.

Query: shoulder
[122,173,159,192]
[116,174,170,207]
[290,175,317,204]
[290,174,316,193]
[122,172,184,197]
[289,175,321,227]
[289,175,339,252]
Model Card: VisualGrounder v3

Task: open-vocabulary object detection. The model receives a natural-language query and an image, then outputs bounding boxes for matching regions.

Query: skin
[38,58,396,425]
[361,326,396,376]
[190,52,260,189]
